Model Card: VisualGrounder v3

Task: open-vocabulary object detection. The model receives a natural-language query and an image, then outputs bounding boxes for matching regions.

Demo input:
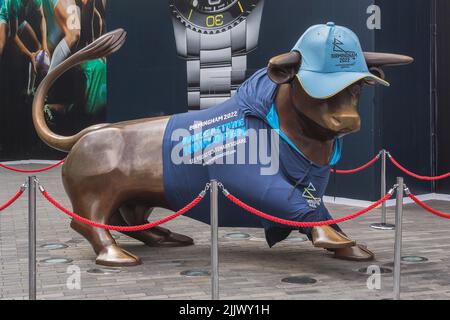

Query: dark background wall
[374,0,433,196]
[436,0,450,193]
[105,0,186,120]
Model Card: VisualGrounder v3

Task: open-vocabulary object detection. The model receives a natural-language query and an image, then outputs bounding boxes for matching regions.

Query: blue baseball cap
[292,22,389,99]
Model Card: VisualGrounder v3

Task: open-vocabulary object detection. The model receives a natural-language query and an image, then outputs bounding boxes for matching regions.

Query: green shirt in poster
[0,0,9,24]
[4,0,42,26]
[81,58,107,115]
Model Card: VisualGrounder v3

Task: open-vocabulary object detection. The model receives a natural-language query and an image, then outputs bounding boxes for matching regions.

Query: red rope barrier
[0,159,65,173]
[0,188,25,211]
[40,189,205,231]
[331,154,380,174]
[224,191,393,227]
[389,156,450,181]
[407,193,450,219]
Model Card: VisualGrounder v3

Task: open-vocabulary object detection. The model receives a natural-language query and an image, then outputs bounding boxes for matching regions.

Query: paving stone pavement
[1,164,450,300]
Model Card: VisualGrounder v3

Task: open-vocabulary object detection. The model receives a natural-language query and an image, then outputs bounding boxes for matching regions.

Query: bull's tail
[32,29,127,152]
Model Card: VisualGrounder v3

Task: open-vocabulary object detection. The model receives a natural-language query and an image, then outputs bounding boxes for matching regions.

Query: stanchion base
[370,223,395,230]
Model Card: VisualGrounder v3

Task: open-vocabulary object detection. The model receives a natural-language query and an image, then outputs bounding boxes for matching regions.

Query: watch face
[170,0,261,34]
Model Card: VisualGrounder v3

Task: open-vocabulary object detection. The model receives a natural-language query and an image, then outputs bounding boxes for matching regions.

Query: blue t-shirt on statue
[162,68,342,247]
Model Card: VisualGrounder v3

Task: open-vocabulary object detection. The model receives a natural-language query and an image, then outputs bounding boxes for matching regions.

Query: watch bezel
[169,0,261,35]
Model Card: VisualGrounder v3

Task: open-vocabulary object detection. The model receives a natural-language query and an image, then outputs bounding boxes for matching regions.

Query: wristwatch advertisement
[170,0,265,110]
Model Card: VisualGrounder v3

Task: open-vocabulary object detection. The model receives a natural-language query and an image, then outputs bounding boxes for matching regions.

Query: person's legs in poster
[49,0,81,71]
[77,0,105,46]
[78,0,94,46]
[93,0,106,38]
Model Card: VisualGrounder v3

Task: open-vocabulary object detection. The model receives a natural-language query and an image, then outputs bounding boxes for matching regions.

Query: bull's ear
[267,51,302,84]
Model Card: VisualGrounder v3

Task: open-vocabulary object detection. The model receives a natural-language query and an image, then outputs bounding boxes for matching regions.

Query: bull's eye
[348,82,362,96]
[364,78,377,86]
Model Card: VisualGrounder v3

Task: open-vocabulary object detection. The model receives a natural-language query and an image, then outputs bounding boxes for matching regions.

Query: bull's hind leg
[70,198,141,267]
[116,204,194,247]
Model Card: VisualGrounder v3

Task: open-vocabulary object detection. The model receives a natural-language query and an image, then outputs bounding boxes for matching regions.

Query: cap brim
[297,70,390,99]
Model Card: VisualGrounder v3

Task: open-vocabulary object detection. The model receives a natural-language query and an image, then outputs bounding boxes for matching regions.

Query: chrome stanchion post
[371,150,395,230]
[393,177,404,300]
[381,150,387,224]
[28,176,37,300]
[210,180,219,300]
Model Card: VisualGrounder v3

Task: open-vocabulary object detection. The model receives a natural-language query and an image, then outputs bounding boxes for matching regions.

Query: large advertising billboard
[0,0,441,198]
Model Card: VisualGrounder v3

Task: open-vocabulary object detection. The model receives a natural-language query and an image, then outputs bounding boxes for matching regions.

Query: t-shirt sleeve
[258,179,319,247]
[258,179,316,225]
[234,68,278,120]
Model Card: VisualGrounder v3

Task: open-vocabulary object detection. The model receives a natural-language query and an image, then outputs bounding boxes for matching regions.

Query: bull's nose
[330,115,361,133]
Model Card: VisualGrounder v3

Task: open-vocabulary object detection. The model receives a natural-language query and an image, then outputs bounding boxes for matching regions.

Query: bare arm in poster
[8,1,47,72]
[12,18,39,71]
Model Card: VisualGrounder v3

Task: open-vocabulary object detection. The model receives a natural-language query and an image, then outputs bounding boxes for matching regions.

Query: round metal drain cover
[66,239,84,244]
[225,232,250,240]
[41,243,68,250]
[285,236,308,242]
[180,270,210,277]
[281,276,317,284]
[401,256,428,263]
[249,237,266,242]
[358,267,392,274]
[87,268,121,275]
[41,257,73,264]
[157,260,185,267]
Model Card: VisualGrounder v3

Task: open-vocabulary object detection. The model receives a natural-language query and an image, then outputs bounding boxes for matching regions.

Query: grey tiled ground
[1,164,450,300]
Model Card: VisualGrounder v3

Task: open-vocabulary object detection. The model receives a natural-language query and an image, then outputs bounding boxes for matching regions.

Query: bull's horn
[364,52,414,67]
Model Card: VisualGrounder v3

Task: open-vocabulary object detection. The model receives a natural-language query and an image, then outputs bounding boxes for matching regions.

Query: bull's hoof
[331,244,375,262]
[96,245,142,267]
[312,226,355,249]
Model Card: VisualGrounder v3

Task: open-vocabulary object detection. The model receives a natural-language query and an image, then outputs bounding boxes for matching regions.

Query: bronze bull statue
[32,29,413,266]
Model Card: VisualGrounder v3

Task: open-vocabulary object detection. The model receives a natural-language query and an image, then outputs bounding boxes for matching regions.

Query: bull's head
[267,51,413,141]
